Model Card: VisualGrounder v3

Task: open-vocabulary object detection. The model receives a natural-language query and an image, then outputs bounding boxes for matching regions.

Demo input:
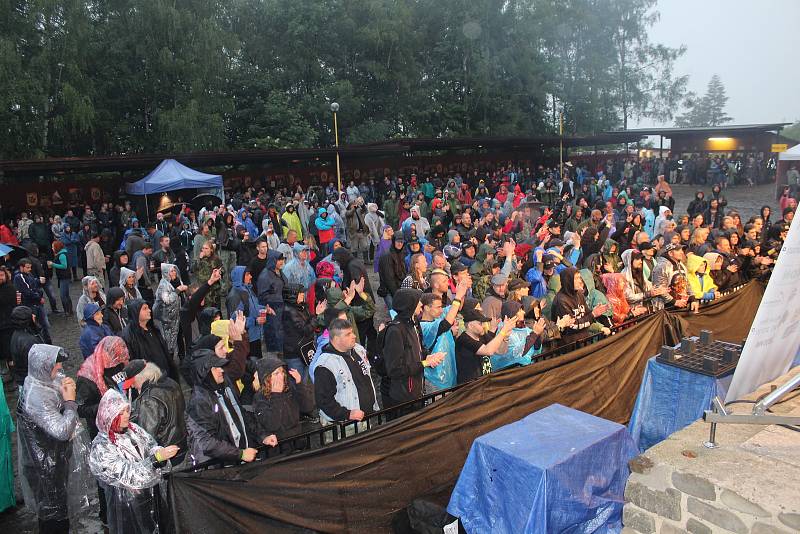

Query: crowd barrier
[168,281,762,533]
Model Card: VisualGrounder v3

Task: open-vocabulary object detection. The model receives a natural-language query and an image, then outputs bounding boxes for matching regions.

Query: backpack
[372,319,402,376]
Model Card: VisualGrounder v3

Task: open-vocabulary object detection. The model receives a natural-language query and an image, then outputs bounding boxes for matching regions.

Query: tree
[783,121,800,142]
[675,74,733,127]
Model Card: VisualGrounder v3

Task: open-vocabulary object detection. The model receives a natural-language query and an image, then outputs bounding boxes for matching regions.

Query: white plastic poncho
[17,344,93,521]
[153,263,181,356]
[89,389,166,534]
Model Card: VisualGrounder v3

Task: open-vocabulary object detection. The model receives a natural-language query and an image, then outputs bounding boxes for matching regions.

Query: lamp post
[331,102,342,193]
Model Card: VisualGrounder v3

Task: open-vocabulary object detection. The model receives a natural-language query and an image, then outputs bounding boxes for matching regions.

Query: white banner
[726,215,800,401]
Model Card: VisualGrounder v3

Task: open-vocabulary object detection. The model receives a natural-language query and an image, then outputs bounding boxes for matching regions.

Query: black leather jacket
[131,376,187,463]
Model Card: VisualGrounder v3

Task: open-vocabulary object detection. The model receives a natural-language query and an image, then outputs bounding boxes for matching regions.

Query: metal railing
[178,281,753,473]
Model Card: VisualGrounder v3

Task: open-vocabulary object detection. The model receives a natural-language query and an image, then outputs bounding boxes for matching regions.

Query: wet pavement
[0,182,781,532]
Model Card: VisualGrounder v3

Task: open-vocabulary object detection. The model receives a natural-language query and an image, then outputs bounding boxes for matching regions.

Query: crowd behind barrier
[0,157,789,533]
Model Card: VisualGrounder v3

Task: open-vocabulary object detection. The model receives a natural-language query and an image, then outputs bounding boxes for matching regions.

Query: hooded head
[126,299,150,330]
[392,288,423,321]
[265,250,284,271]
[686,254,708,275]
[191,350,230,390]
[254,356,287,394]
[78,336,130,396]
[558,267,582,297]
[83,302,102,324]
[317,207,328,218]
[95,389,131,441]
[11,305,36,331]
[120,266,137,287]
[475,243,495,264]
[106,286,125,308]
[82,275,102,297]
[332,247,353,269]
[160,263,179,282]
[26,344,66,384]
[198,307,221,335]
[231,265,247,289]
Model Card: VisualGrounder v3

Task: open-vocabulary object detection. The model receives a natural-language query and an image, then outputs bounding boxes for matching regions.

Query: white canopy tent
[776,143,800,194]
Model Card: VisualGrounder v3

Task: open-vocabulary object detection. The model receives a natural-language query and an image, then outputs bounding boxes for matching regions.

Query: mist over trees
[675,74,733,128]
[0,0,688,159]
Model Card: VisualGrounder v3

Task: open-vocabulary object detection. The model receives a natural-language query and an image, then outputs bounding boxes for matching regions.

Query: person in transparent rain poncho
[16,344,93,533]
[152,263,187,358]
[89,388,180,534]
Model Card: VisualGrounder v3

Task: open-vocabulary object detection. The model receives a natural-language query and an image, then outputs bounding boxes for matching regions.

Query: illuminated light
[707,137,733,141]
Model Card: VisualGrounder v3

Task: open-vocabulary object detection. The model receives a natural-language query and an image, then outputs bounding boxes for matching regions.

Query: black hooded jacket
[378,236,407,297]
[381,288,425,405]
[333,247,374,302]
[10,306,44,385]
[550,267,592,343]
[251,357,314,441]
[122,299,175,380]
[102,287,128,334]
[185,352,253,464]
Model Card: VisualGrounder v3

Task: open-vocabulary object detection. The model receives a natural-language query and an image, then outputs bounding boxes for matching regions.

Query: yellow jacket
[686,254,717,300]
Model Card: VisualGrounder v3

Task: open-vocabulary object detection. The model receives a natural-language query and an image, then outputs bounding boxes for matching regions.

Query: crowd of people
[0,158,790,533]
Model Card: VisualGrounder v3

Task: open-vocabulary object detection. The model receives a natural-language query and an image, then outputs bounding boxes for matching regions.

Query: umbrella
[191,193,222,212]
[0,244,32,266]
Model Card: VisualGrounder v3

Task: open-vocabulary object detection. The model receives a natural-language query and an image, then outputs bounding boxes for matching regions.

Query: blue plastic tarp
[448,404,637,534]
[125,159,223,195]
[628,357,732,453]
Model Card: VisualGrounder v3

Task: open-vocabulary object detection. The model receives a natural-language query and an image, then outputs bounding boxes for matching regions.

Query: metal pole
[334,111,342,193]
[559,112,563,179]
[145,194,150,223]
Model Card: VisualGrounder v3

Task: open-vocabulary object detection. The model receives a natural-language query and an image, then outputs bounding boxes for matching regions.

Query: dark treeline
[0,0,687,159]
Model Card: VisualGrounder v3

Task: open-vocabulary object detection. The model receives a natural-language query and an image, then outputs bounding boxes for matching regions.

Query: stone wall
[622,367,800,534]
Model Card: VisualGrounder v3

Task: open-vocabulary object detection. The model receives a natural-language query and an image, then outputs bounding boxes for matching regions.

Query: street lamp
[331,102,341,192]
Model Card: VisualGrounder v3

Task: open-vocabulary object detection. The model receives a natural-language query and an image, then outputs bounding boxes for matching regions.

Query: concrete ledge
[623,366,800,533]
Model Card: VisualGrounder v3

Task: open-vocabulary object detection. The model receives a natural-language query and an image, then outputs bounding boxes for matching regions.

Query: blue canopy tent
[125,159,224,220]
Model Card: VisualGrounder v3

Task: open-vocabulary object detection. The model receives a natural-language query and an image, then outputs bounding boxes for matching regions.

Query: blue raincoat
[229,266,262,342]
[490,325,541,371]
[419,308,457,391]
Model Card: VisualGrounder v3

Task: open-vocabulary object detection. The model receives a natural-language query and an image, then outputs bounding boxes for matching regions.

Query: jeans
[43,279,59,311]
[32,304,52,344]
[383,294,393,312]
[58,278,73,315]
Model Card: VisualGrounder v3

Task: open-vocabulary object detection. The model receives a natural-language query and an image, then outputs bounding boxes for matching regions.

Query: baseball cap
[490,273,509,286]
[663,242,685,254]
[462,307,491,323]
[548,238,564,248]
[121,359,147,390]
[507,278,530,291]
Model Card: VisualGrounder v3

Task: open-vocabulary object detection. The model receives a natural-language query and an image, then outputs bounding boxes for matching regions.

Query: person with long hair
[401,253,429,291]
[251,356,313,442]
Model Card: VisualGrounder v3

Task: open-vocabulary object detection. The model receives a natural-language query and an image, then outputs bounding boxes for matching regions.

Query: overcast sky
[633,0,800,129]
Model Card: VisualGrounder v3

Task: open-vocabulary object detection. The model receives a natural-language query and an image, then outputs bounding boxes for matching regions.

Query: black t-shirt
[456,331,495,385]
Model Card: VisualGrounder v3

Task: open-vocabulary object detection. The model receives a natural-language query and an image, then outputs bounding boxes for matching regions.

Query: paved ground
[0,182,780,532]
